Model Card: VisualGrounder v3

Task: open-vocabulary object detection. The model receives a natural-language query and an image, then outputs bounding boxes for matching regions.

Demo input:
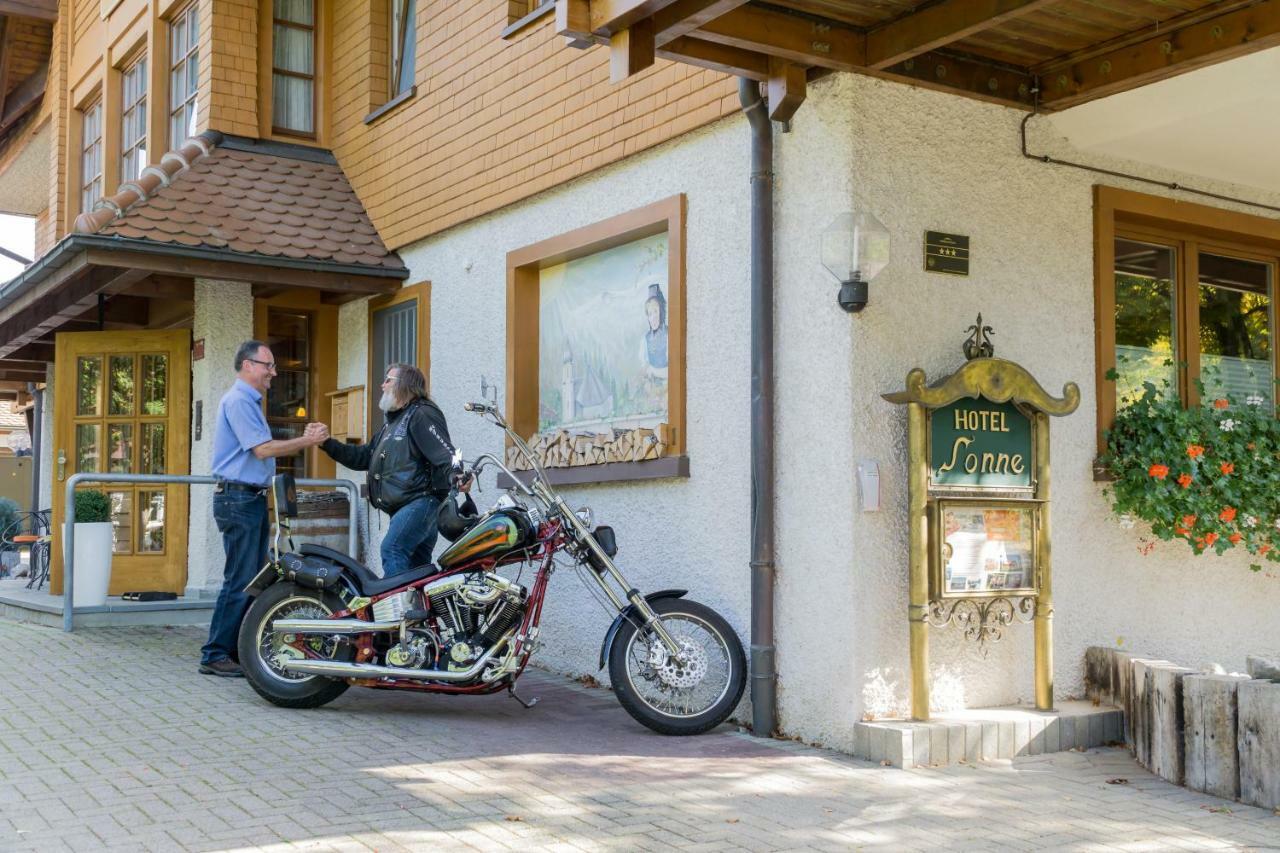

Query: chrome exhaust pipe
[272,618,400,635]
[280,632,512,682]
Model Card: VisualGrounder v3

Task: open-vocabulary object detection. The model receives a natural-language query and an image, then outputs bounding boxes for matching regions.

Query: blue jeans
[201,491,269,665]
[381,494,442,577]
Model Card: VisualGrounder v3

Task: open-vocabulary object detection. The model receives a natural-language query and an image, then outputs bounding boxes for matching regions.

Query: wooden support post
[766,58,805,123]
[1033,411,1053,711]
[610,18,656,81]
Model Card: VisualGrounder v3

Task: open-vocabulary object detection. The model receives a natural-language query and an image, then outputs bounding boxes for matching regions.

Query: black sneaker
[199,659,244,678]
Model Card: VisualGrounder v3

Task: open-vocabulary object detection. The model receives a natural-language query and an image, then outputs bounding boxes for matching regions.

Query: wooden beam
[866,0,1056,69]
[694,4,866,73]
[116,275,194,301]
[653,0,750,45]
[1040,0,1280,110]
[6,342,53,362]
[610,18,656,81]
[0,63,46,136]
[590,0,681,36]
[878,50,1036,108]
[0,18,11,121]
[0,0,57,20]
[0,267,148,358]
[556,0,593,41]
[660,35,769,80]
[767,57,806,122]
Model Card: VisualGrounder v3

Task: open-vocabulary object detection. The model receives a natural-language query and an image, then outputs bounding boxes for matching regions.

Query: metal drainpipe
[739,77,776,738]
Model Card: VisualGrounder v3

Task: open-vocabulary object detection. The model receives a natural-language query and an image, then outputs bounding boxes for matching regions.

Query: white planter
[63,522,115,608]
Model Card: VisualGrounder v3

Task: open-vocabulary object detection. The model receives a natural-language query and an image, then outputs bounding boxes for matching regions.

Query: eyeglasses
[248,358,277,371]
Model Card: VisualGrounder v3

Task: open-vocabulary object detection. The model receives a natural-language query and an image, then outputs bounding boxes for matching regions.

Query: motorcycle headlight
[575,506,594,529]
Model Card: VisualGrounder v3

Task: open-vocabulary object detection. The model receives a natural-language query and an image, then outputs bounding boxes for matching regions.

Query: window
[272,0,315,136]
[389,0,416,98]
[265,309,313,477]
[80,101,103,212]
[169,3,200,148]
[121,55,148,182]
[1096,187,1280,454]
[368,282,430,435]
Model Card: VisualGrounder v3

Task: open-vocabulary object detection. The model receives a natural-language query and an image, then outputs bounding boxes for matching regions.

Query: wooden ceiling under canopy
[556,0,1280,121]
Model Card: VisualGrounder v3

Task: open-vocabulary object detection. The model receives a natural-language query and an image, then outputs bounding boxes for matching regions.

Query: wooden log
[1150,664,1194,785]
[1239,679,1280,810]
[1184,673,1250,801]
[1131,659,1173,768]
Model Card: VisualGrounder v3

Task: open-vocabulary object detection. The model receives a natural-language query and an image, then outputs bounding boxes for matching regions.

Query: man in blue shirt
[200,340,326,677]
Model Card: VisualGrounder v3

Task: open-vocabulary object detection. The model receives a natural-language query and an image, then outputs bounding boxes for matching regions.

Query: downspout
[739,77,776,738]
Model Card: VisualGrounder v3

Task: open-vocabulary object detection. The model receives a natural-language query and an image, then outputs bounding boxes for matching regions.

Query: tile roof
[72,131,404,272]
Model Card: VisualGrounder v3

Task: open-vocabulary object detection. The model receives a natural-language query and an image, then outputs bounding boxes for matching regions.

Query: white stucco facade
[321,71,1280,751]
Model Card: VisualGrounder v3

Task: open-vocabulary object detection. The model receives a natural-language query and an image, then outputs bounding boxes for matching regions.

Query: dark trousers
[201,491,269,665]
[380,494,443,576]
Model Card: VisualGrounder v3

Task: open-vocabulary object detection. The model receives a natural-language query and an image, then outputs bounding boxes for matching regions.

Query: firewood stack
[506,423,673,470]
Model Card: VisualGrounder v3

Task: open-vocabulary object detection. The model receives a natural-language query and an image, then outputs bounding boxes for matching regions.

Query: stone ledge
[855,701,1123,768]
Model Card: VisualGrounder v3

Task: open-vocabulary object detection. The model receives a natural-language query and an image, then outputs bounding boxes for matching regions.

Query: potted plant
[1103,368,1280,571]
[64,490,115,607]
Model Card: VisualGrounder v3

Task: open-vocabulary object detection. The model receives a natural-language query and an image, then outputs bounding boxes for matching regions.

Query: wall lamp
[821,211,890,313]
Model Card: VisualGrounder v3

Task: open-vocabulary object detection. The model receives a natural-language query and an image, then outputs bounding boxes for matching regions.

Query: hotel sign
[929,398,1032,490]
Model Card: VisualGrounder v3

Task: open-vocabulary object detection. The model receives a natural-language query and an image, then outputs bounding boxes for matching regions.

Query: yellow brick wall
[329,1,739,250]
[204,0,258,137]
[44,0,70,247]
[72,0,96,47]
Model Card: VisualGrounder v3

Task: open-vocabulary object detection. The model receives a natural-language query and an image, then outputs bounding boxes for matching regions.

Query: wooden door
[51,330,191,596]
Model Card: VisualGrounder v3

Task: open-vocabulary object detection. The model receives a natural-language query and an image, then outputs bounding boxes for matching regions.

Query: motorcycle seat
[297,543,437,596]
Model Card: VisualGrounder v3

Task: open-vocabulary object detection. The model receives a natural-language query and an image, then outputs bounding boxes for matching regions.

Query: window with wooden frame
[505,195,688,485]
[271,0,316,137]
[120,54,148,182]
[80,100,103,213]
[368,281,431,436]
[502,0,553,36]
[168,2,200,149]
[389,0,416,99]
[1095,186,1280,457]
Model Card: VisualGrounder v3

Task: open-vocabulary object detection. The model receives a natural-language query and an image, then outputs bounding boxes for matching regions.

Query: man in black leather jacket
[318,363,456,576]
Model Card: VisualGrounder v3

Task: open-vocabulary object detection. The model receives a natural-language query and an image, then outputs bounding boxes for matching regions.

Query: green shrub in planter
[0,496,20,542]
[74,490,112,524]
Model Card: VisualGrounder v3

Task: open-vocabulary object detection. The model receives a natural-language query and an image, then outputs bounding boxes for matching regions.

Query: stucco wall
[186,278,255,596]
[335,72,1280,750]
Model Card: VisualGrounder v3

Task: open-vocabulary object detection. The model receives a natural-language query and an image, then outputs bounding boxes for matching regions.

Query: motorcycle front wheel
[238,581,352,709]
[608,597,746,736]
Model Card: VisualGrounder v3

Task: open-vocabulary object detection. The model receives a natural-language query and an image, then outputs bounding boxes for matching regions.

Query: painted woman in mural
[642,283,669,379]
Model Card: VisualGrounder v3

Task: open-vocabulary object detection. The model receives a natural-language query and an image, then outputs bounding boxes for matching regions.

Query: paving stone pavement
[1,620,1278,853]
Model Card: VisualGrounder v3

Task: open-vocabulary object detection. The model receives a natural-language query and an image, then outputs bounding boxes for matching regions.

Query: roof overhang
[556,0,1280,121]
[0,233,407,359]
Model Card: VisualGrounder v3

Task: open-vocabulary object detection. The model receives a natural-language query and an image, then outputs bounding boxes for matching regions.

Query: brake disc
[651,639,708,690]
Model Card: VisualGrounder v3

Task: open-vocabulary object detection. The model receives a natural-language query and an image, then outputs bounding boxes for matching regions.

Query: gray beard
[378,390,400,412]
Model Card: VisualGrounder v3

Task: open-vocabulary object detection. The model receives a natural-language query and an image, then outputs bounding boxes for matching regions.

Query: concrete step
[0,578,212,628]
[855,700,1123,768]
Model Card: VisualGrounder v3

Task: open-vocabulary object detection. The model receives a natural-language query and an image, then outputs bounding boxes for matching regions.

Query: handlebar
[464,402,494,414]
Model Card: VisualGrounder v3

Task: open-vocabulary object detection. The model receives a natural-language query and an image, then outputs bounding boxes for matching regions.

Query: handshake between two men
[301,422,330,445]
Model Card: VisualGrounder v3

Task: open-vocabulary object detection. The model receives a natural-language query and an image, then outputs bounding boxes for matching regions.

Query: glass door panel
[1198,252,1273,410]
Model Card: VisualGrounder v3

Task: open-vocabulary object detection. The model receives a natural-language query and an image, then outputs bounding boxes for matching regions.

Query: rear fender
[597,589,687,670]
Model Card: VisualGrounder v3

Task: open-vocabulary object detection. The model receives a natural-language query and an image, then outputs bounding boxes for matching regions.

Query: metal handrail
[62,473,359,632]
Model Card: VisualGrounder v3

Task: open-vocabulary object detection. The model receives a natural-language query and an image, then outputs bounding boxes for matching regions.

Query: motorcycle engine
[421,573,527,669]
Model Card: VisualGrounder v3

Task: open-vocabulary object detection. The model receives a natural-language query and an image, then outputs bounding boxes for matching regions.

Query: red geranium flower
[1220,462,1235,475]
[1204,532,1219,546]
[1229,532,1243,544]
[1220,507,1237,523]
[1148,464,1169,479]
[1177,473,1193,488]
[1182,514,1196,527]
[1174,526,1191,536]
[1214,398,1229,409]
[1187,444,1206,458]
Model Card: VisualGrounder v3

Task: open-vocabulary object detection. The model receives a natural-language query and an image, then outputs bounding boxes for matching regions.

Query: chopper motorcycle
[236,401,746,735]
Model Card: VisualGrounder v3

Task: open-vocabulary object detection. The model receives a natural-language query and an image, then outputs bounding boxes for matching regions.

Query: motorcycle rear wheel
[608,597,746,736]
[238,581,352,709]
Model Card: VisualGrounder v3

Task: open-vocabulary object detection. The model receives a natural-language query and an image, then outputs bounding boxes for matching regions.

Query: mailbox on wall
[884,315,1079,721]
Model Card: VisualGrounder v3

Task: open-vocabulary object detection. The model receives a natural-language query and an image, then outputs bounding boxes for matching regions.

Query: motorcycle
[236,400,746,735]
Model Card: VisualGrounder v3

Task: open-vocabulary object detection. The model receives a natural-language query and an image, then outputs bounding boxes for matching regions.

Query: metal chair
[1,510,52,591]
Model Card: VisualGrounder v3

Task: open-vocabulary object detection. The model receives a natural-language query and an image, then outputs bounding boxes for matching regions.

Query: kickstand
[507,683,539,709]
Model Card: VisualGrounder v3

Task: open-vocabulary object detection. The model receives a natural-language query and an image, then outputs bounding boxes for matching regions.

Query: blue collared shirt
[212,379,275,487]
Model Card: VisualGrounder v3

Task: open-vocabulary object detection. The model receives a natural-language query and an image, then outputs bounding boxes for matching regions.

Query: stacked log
[506,423,671,470]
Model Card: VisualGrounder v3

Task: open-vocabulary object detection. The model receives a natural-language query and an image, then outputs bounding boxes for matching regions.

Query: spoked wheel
[237,582,352,709]
[608,597,746,735]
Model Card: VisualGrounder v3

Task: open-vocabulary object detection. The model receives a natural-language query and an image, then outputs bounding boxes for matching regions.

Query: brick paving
[0,619,1277,852]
